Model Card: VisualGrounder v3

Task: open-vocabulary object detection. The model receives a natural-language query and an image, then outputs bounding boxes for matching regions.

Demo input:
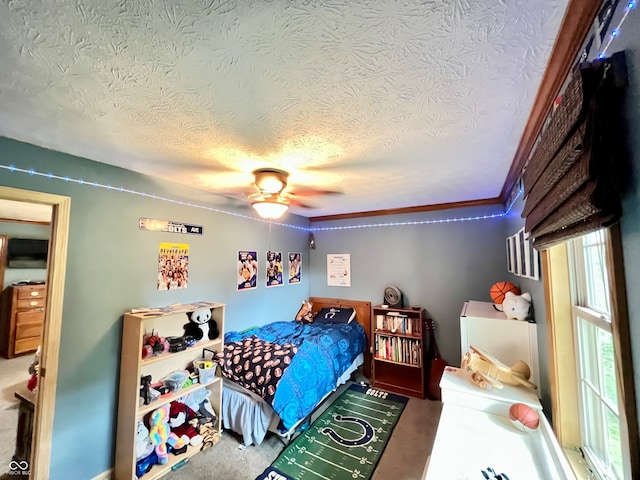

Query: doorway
[0,186,69,480]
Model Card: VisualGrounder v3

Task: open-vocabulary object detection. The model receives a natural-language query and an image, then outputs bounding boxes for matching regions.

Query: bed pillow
[314,307,356,325]
[295,300,316,323]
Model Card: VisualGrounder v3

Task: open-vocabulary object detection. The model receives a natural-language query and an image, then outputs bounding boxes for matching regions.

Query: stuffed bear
[295,300,315,323]
[147,404,171,464]
[184,308,219,342]
[178,389,217,425]
[502,291,532,321]
[136,421,154,461]
[168,401,203,446]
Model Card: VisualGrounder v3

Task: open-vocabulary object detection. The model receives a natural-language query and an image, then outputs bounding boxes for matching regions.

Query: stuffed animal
[147,405,171,464]
[179,389,217,425]
[295,300,315,323]
[184,308,219,342]
[502,291,532,321]
[136,421,154,461]
[168,401,203,446]
[198,420,220,451]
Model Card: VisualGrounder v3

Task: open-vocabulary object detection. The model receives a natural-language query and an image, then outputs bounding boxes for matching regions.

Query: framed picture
[520,229,540,281]
[288,252,301,284]
[506,237,515,273]
[237,250,258,291]
[266,251,284,288]
[506,228,540,280]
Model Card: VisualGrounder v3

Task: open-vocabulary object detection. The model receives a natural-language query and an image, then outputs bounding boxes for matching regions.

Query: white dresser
[460,300,540,395]
[424,367,575,480]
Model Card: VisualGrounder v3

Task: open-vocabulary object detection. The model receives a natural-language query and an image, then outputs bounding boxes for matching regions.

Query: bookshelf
[115,301,225,480]
[371,305,426,398]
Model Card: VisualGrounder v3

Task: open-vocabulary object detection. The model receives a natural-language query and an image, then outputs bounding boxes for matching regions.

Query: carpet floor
[164,382,443,480]
[0,355,32,476]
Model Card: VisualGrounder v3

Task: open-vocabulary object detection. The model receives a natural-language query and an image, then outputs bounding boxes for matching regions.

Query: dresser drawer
[16,298,46,309]
[16,310,45,325]
[14,337,40,355]
[17,286,46,300]
[16,321,43,340]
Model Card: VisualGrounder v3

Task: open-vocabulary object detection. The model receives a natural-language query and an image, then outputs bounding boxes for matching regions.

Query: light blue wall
[0,137,310,480]
[0,222,50,288]
[611,10,640,436]
[309,205,508,366]
[504,194,549,412]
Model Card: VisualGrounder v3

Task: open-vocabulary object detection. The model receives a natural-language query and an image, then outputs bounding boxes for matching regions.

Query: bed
[216,297,372,446]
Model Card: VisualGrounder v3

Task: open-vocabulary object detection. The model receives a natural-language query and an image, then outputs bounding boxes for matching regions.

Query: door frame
[0,186,70,480]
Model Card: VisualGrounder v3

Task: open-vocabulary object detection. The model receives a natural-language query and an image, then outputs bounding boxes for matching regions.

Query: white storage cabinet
[459,300,540,395]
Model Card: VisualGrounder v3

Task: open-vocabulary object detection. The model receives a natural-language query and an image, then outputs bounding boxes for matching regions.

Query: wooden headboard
[309,297,372,380]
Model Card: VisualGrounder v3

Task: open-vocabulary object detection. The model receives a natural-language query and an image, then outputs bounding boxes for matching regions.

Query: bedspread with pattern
[218,321,366,431]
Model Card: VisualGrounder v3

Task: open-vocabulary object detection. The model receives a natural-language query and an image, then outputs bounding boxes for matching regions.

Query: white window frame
[569,230,630,480]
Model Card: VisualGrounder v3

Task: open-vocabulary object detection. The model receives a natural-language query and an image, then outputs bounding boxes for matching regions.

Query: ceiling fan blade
[214,187,255,200]
[288,198,316,209]
[289,187,343,197]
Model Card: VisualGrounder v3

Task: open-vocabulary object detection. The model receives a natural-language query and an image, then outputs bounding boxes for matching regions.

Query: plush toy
[198,420,220,451]
[148,405,171,464]
[136,421,154,461]
[295,300,315,323]
[184,308,219,342]
[168,401,203,446]
[179,389,217,425]
[136,450,158,478]
[502,291,532,321]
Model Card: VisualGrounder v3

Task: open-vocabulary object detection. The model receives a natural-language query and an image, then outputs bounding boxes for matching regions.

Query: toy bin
[194,348,218,385]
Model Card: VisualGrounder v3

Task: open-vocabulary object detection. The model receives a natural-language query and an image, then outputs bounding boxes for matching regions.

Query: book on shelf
[374,334,422,366]
[375,314,420,335]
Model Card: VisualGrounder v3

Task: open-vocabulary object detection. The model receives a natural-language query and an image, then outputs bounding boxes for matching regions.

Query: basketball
[509,402,539,431]
[490,281,520,304]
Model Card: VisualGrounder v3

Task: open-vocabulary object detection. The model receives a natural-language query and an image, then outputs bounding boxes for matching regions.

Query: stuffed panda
[184,308,219,341]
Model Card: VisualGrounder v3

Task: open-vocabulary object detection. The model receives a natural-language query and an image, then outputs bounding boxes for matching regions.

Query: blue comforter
[223,321,366,431]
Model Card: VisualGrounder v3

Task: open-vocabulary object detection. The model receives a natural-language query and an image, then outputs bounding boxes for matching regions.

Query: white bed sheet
[221,352,364,446]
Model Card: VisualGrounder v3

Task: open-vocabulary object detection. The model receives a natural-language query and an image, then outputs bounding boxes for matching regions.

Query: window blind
[521,52,628,250]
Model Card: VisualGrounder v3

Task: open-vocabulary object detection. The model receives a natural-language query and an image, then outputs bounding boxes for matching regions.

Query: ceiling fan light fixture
[251,199,289,219]
[253,169,288,194]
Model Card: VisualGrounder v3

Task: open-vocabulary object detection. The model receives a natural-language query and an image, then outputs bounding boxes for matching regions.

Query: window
[568,229,628,479]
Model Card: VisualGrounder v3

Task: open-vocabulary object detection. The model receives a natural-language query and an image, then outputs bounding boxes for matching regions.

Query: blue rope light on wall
[309,187,523,231]
[0,162,523,232]
[598,1,636,59]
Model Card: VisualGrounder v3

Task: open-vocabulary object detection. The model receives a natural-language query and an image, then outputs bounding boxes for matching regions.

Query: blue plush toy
[179,389,217,423]
[135,421,156,476]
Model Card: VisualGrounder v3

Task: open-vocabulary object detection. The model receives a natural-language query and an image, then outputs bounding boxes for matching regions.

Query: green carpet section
[262,384,408,480]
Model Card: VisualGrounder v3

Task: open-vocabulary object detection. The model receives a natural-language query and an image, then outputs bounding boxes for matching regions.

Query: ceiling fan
[249,168,290,219]
[248,168,339,219]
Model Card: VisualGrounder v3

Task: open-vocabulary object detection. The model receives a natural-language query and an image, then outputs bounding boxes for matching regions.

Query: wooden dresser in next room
[0,284,46,358]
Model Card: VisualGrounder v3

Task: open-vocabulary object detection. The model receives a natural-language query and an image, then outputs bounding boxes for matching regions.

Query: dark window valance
[521,52,628,250]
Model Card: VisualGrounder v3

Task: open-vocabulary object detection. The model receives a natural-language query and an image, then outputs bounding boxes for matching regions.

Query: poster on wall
[237,250,258,291]
[327,253,351,287]
[266,251,284,287]
[157,242,189,291]
[288,252,302,284]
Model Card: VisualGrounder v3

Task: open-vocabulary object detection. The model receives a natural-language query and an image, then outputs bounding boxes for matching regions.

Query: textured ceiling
[0,0,569,218]
[0,199,52,223]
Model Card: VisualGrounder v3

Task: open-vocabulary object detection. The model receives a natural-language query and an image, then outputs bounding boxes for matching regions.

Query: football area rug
[256,384,408,480]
